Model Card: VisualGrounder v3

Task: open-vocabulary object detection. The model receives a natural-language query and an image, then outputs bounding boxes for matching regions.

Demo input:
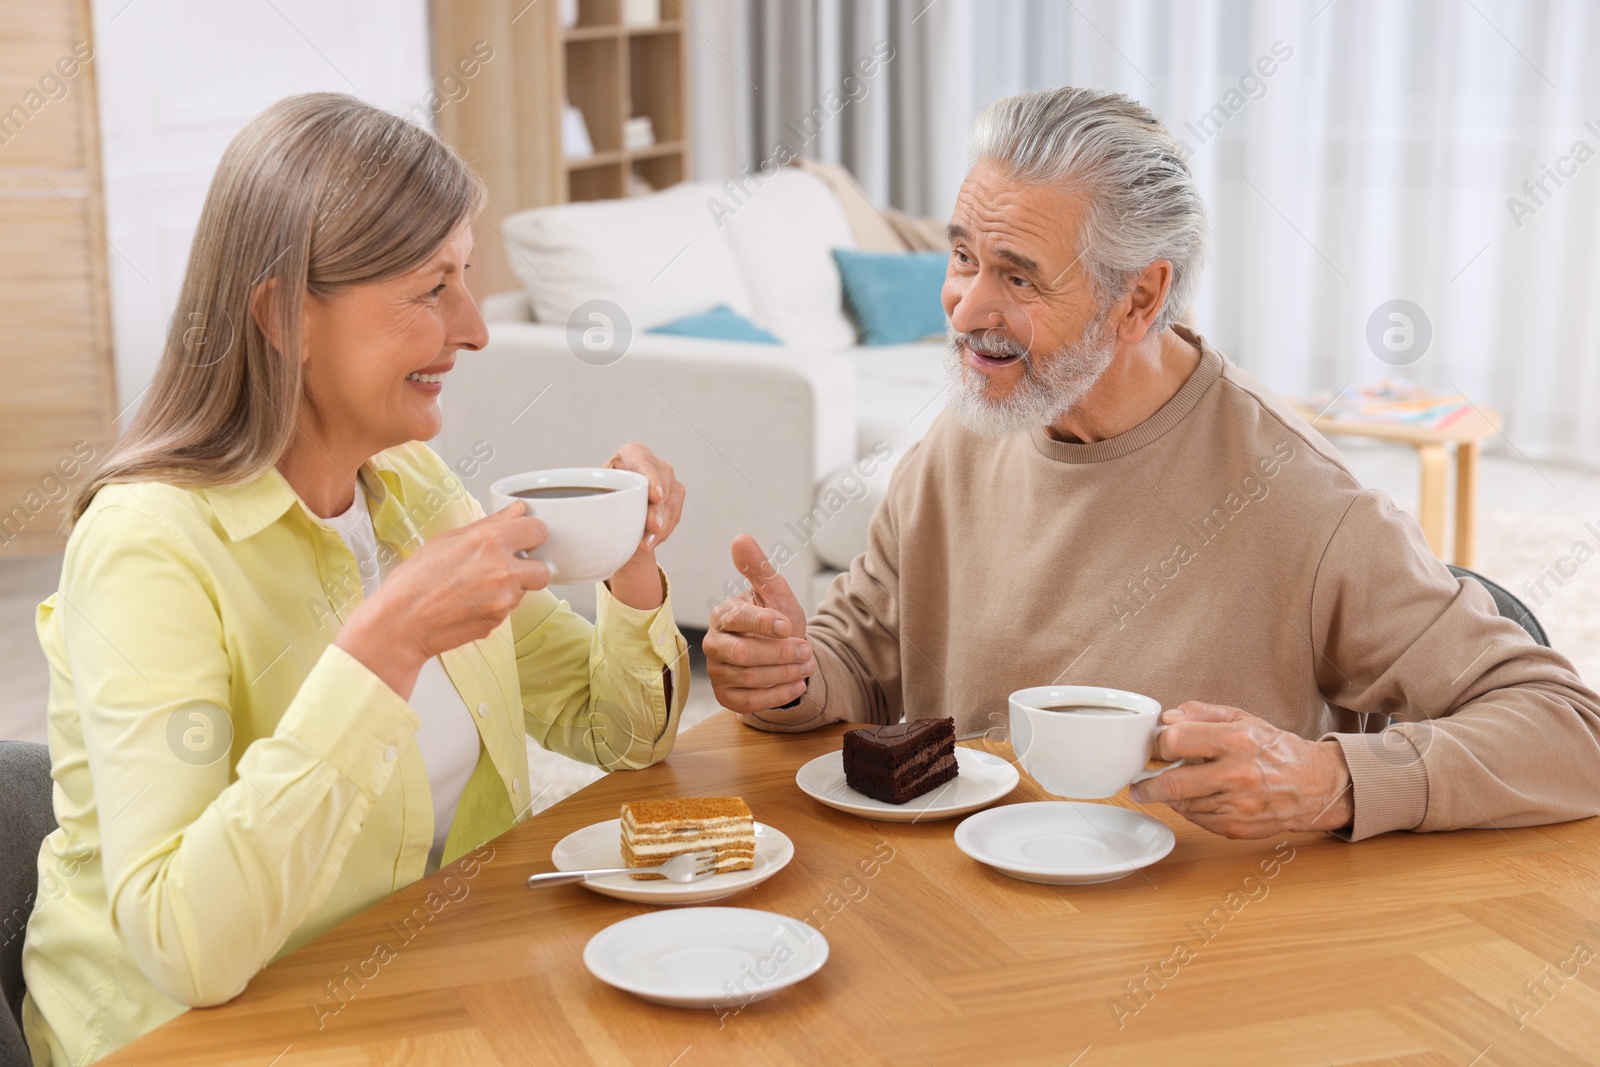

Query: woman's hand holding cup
[334,504,551,699]
[602,443,686,611]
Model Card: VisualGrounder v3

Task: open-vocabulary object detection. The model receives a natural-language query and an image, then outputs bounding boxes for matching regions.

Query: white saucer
[794,746,1019,822]
[584,907,829,1008]
[953,802,1175,884]
[550,819,793,904]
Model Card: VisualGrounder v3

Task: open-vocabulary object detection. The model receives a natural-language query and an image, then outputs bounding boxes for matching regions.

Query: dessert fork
[526,848,719,888]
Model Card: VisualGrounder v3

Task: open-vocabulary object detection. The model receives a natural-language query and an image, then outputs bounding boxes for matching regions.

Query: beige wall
[0,0,116,554]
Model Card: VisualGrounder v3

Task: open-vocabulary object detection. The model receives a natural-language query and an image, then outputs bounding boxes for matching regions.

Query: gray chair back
[1449,565,1550,648]
[0,741,54,1067]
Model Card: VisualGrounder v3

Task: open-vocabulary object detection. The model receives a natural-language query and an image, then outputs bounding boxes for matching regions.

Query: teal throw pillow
[832,249,950,345]
[647,306,782,344]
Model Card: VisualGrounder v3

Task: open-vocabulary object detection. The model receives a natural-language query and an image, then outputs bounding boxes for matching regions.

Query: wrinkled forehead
[948,161,1087,279]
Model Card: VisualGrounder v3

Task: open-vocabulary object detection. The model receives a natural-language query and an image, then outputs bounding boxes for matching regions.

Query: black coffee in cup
[511,486,619,499]
[1036,705,1139,716]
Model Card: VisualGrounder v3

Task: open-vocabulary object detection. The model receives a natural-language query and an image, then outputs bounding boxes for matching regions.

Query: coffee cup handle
[512,548,558,580]
[1131,721,1185,783]
[1131,759,1186,784]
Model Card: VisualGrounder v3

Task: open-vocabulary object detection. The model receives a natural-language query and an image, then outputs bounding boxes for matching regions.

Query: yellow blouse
[21,441,688,1066]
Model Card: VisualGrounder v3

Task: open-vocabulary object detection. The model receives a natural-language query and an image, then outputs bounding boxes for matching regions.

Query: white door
[91,0,432,421]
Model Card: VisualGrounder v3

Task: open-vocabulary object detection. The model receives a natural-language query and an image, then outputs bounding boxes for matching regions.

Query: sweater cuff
[279,644,422,798]
[1324,730,1430,841]
[736,668,833,733]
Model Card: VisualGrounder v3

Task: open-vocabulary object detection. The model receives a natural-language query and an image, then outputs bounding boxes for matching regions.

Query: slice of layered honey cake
[620,797,756,880]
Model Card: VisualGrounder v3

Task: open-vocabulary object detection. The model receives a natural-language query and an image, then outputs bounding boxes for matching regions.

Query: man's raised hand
[703,535,817,713]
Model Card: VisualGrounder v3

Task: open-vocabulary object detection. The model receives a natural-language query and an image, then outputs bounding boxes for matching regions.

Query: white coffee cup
[1008,685,1185,800]
[488,467,648,584]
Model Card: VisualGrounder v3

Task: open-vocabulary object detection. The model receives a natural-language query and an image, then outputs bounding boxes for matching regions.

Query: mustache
[948,328,1031,361]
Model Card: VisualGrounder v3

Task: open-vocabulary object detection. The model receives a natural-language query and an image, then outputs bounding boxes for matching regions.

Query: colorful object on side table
[832,248,950,345]
[1298,378,1472,431]
[646,305,782,344]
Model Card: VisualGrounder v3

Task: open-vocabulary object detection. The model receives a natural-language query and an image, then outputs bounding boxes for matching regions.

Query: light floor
[3,442,1598,817]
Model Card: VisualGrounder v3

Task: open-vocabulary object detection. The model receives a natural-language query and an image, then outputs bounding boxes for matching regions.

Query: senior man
[702,87,1600,842]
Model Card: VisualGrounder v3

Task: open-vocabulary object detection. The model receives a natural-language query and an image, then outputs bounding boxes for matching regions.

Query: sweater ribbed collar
[1030,324,1223,465]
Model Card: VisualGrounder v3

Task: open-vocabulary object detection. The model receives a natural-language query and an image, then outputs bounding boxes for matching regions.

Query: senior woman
[21,93,690,1065]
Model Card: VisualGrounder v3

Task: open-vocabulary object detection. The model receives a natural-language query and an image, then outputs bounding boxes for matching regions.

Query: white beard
[943,316,1116,439]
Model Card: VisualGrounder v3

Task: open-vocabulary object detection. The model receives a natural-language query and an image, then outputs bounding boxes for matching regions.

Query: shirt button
[476,702,489,718]
[384,745,398,762]
[512,779,520,795]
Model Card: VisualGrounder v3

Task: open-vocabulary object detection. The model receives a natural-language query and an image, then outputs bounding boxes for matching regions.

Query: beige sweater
[740,328,1600,841]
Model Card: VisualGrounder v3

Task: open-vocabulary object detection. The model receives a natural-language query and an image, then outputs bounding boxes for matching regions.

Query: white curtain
[690,0,1600,468]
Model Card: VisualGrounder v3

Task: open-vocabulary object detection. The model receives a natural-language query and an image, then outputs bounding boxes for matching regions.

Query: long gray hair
[968,88,1207,331]
[71,92,485,521]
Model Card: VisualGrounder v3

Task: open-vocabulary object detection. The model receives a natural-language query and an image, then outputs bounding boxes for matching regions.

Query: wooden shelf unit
[431,0,692,296]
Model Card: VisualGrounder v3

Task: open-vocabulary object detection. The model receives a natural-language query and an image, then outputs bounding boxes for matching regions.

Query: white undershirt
[325,487,480,873]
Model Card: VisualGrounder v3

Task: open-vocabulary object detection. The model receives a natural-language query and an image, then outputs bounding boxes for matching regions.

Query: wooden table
[117,714,1600,1066]
[1290,402,1503,569]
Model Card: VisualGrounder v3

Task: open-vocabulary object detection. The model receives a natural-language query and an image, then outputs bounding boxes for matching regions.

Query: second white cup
[1009,685,1185,799]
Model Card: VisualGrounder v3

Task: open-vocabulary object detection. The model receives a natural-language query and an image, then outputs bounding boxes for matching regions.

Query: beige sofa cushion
[718,169,859,351]
[500,181,754,332]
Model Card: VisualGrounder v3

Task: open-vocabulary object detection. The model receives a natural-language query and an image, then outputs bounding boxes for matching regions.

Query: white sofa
[433,169,947,628]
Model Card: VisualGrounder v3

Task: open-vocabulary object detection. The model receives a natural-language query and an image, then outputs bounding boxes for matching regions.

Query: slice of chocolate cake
[842,717,958,804]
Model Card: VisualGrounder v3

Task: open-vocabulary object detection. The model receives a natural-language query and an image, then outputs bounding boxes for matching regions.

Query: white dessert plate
[953,801,1175,885]
[584,906,829,1008]
[794,746,1019,822]
[550,819,793,905]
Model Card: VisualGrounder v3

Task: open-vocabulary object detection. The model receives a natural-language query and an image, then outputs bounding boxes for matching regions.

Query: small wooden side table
[1289,402,1503,569]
